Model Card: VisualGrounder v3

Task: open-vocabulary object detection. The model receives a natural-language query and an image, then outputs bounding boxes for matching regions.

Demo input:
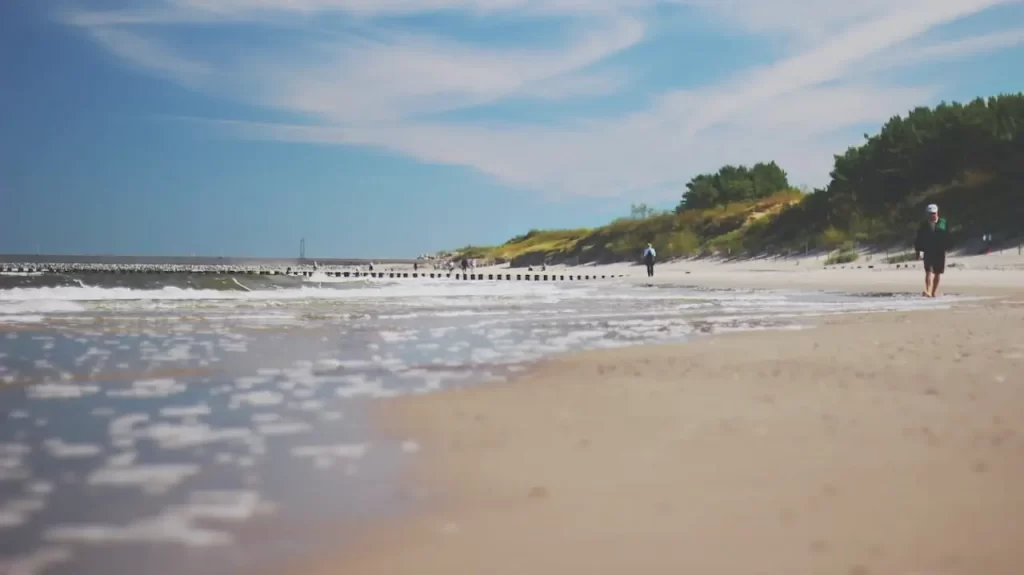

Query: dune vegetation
[451,93,1024,268]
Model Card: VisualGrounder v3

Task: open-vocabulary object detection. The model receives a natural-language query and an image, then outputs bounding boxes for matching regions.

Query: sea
[0,267,956,575]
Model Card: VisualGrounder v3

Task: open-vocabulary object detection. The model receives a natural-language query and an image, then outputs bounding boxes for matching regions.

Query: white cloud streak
[58,0,1024,197]
[83,26,212,87]
[869,27,1024,71]
[272,17,645,123]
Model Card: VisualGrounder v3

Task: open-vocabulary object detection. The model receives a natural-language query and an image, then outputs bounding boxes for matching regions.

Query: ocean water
[0,274,955,574]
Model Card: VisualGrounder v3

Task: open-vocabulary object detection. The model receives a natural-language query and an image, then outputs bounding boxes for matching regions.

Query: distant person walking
[642,243,656,277]
[914,203,952,297]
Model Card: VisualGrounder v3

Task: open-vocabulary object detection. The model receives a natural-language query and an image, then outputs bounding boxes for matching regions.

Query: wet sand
[289,285,1024,574]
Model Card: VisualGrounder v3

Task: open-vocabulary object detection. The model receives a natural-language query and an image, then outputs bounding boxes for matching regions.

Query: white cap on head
[926,204,938,214]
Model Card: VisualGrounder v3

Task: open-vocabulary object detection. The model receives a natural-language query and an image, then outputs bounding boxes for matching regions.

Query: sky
[2,0,1023,258]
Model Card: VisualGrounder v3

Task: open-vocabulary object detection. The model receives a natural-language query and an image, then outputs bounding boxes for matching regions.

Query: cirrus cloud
[59,0,1024,198]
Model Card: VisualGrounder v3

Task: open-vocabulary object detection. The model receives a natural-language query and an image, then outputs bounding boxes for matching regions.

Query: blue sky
[2,0,1023,258]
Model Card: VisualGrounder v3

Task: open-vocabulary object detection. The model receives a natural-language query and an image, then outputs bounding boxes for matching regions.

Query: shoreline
[3,252,1024,305]
[282,284,1024,575]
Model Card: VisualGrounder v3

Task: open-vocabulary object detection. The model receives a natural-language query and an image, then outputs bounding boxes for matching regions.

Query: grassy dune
[451,94,1024,268]
[456,191,803,267]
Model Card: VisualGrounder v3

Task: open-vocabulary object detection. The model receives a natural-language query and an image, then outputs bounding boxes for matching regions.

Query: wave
[0,278,598,317]
[0,298,87,315]
[0,271,288,292]
[0,274,960,321]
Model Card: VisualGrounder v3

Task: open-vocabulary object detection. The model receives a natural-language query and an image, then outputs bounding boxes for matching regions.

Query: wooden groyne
[0,263,624,282]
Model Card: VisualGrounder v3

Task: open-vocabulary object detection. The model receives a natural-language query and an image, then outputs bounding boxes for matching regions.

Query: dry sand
[491,250,1024,296]
[287,259,1024,575]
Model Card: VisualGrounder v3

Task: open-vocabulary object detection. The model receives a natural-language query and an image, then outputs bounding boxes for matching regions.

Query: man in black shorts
[914,203,952,297]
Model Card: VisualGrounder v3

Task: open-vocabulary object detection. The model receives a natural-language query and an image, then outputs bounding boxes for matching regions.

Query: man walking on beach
[914,203,952,297]
[642,243,656,278]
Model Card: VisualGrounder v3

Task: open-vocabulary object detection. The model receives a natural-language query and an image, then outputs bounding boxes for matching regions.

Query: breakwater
[0,262,623,282]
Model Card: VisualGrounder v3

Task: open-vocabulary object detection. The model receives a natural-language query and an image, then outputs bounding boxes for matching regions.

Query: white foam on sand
[107,378,187,399]
[291,443,369,469]
[160,403,212,418]
[26,383,101,400]
[109,413,150,443]
[128,421,255,451]
[86,463,200,494]
[44,490,274,547]
[229,390,284,408]
[42,439,103,459]
[334,374,400,399]
[106,451,138,467]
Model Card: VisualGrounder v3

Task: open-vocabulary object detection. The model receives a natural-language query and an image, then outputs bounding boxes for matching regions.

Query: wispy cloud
[270,17,646,124]
[81,25,212,87]
[58,0,1024,197]
[871,26,1024,70]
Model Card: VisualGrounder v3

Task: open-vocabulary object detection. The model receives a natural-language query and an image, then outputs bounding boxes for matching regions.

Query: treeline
[754,93,1024,250]
[454,93,1024,266]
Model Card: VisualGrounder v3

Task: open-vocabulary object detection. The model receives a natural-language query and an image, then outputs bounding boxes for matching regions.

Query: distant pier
[0,262,624,282]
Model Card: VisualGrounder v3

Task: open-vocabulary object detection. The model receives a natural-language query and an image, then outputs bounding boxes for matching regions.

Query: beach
[288,259,1024,575]
[519,249,1024,296]
[2,255,1023,574]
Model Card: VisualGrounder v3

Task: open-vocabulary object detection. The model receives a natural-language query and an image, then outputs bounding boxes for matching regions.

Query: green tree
[750,161,791,197]
[678,174,720,211]
[759,92,1024,247]
[678,161,790,211]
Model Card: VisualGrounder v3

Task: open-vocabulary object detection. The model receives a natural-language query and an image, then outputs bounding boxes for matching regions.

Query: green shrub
[659,229,701,258]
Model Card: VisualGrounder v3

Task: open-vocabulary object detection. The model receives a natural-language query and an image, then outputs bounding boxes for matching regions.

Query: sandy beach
[283,256,1024,575]
[503,249,1024,295]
